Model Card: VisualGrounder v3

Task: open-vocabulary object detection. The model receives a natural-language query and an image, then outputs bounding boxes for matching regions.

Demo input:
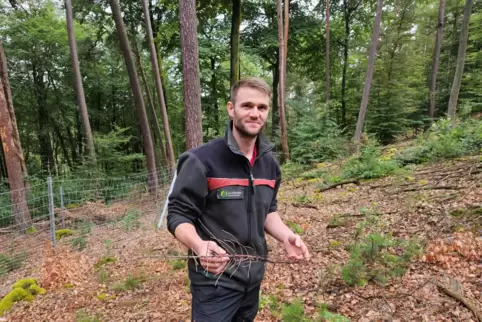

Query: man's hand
[283,234,310,261]
[192,240,230,275]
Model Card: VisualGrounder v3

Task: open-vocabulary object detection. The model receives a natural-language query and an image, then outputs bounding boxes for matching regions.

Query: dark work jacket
[167,121,281,291]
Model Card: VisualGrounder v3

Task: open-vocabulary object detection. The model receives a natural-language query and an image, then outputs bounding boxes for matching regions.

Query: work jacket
[167,121,281,291]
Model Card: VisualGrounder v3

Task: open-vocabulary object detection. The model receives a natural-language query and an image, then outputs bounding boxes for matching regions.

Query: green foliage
[120,208,141,231]
[168,260,186,270]
[281,162,310,180]
[342,141,401,180]
[94,256,117,270]
[396,119,482,165]
[112,274,146,292]
[75,309,102,322]
[287,221,304,235]
[318,304,351,322]
[0,248,26,276]
[281,299,309,322]
[293,193,312,205]
[71,236,87,251]
[342,233,422,287]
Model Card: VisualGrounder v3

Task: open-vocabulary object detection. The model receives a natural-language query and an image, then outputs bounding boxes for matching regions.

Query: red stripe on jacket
[207,178,275,190]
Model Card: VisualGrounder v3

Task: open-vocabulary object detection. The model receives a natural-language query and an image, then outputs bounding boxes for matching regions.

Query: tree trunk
[210,57,219,134]
[447,0,473,121]
[64,0,96,165]
[283,0,289,87]
[325,0,331,103]
[230,0,241,87]
[136,49,167,169]
[353,0,383,149]
[109,0,158,194]
[277,0,290,162]
[272,53,280,141]
[141,0,176,173]
[0,41,31,231]
[341,2,349,128]
[179,0,203,150]
[428,0,446,119]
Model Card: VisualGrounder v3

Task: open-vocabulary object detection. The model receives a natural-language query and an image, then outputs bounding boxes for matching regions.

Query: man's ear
[227,101,235,118]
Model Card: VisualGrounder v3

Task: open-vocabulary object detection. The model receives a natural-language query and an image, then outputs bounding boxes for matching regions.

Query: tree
[284,0,289,87]
[325,0,330,102]
[353,0,383,149]
[179,0,203,150]
[428,0,446,119]
[64,0,96,164]
[230,0,241,87]
[447,0,473,121]
[109,0,158,193]
[0,41,31,231]
[277,0,290,162]
[141,0,176,173]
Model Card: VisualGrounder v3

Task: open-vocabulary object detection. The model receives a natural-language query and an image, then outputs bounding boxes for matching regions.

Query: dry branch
[400,185,464,193]
[432,279,482,322]
[317,178,361,192]
[292,203,318,209]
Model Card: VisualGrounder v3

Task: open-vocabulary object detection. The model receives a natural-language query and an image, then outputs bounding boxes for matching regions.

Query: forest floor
[1,154,481,322]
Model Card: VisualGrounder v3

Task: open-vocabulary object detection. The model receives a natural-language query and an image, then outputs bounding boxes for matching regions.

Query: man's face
[227,87,270,138]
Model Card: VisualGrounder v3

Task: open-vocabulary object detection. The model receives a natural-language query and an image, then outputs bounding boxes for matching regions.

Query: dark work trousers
[190,283,261,322]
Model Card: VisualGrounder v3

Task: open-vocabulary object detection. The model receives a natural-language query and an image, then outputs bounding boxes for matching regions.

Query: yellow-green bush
[0,278,46,316]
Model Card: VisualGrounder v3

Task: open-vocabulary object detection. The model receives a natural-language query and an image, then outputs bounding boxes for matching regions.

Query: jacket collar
[224,120,274,157]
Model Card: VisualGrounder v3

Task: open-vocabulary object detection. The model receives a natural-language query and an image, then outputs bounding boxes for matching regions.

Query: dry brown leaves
[421,232,482,266]
[40,240,92,290]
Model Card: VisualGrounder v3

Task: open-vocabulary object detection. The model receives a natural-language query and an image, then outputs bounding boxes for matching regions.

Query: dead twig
[150,254,300,264]
[292,203,319,209]
[431,278,482,322]
[399,185,464,193]
[317,178,361,193]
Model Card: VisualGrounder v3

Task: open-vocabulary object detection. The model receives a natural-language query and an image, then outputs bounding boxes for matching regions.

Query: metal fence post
[48,176,56,247]
[157,169,177,229]
[60,186,65,229]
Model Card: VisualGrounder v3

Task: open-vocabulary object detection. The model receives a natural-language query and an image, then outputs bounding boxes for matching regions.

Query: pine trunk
[353,0,383,149]
[447,0,473,121]
[0,41,31,231]
[325,0,330,102]
[277,0,290,162]
[65,0,96,164]
[179,0,203,150]
[283,0,289,87]
[230,0,241,87]
[428,0,446,119]
[141,0,176,173]
[109,0,158,194]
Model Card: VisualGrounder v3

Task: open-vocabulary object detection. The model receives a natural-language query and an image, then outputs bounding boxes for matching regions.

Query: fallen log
[400,185,464,193]
[317,178,361,192]
[432,279,482,322]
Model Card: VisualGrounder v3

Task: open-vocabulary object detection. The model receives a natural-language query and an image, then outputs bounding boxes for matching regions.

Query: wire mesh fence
[0,167,177,292]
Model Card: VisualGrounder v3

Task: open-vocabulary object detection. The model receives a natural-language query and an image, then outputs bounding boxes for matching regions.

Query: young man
[167,77,310,321]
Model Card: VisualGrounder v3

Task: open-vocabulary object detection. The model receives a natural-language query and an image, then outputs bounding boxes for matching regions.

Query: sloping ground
[1,156,481,321]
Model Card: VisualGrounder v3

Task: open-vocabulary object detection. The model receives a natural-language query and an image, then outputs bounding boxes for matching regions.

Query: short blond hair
[230,77,272,105]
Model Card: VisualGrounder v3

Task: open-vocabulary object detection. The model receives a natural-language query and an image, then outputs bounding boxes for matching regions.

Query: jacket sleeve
[167,152,208,236]
[268,162,282,213]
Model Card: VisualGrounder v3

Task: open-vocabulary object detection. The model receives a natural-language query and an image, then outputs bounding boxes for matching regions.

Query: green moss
[0,278,46,316]
[26,226,37,234]
[94,256,117,270]
[56,229,74,241]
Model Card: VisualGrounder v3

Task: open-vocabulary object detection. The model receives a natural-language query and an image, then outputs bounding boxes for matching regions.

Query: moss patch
[0,278,46,316]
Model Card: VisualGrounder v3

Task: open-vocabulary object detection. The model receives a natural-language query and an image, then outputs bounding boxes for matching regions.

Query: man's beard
[233,118,264,139]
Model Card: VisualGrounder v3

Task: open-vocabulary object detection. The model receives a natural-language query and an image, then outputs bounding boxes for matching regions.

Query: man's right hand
[192,240,230,275]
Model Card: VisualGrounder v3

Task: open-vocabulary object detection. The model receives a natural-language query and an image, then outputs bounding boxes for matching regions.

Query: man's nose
[249,107,260,118]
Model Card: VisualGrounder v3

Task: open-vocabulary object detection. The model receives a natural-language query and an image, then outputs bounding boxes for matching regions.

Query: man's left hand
[283,234,310,261]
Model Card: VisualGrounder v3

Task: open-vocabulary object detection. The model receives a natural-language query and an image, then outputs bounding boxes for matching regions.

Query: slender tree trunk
[109,0,158,194]
[141,0,176,173]
[341,4,349,128]
[65,0,96,164]
[283,0,289,87]
[179,0,203,150]
[0,41,31,231]
[325,0,330,103]
[428,0,446,119]
[210,57,219,134]
[447,0,473,121]
[136,50,167,168]
[230,0,241,87]
[272,53,280,140]
[353,0,383,149]
[277,0,290,162]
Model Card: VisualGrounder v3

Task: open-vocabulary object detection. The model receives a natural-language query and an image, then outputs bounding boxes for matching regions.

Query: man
[167,77,310,321]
